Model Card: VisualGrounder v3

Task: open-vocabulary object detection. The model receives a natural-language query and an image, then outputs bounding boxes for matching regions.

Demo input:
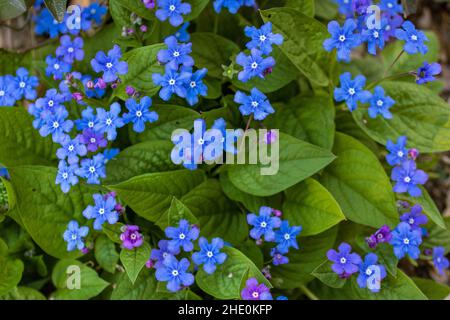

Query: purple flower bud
[120,225,144,250]
[142,0,155,9]
[140,25,148,33]
[272,209,282,217]
[127,28,135,35]
[81,247,89,254]
[261,266,272,280]
[72,92,83,101]
[424,248,433,256]
[145,259,154,268]
[366,225,392,249]
[397,200,410,209]
[114,203,125,214]
[125,85,136,96]
[409,148,419,160]
[256,239,263,245]
[262,67,273,77]
[95,78,107,90]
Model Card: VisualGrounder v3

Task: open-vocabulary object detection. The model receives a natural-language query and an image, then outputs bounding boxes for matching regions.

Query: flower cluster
[213,0,256,14]
[247,207,301,266]
[327,242,387,292]
[386,136,428,197]
[34,2,107,38]
[120,12,150,39]
[153,36,208,106]
[150,219,227,292]
[325,1,428,61]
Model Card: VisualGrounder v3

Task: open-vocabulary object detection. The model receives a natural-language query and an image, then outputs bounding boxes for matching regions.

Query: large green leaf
[260,7,335,86]
[191,33,240,79]
[319,133,398,228]
[95,235,119,274]
[181,179,248,244]
[271,227,338,289]
[231,47,299,93]
[120,242,151,284]
[111,269,161,300]
[108,0,154,21]
[167,197,198,226]
[413,278,450,300]
[226,132,336,197]
[283,179,345,236]
[264,95,335,150]
[0,286,46,300]
[104,140,178,184]
[310,269,427,300]
[353,81,450,153]
[6,166,97,259]
[0,0,27,21]
[285,0,315,17]
[0,108,57,167]
[196,246,271,300]
[129,105,199,143]
[109,170,206,222]
[51,259,109,300]
[115,44,165,100]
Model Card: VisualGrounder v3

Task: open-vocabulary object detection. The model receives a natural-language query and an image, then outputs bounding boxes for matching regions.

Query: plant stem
[368,72,412,89]
[384,49,405,77]
[299,285,319,300]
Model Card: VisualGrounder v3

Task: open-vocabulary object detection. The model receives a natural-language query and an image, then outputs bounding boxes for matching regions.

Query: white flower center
[377,233,383,239]
[284,233,290,240]
[48,100,54,107]
[0,90,4,97]
[259,35,267,42]
[19,81,26,88]
[260,221,267,228]
[179,233,186,240]
[89,166,96,173]
[340,257,347,264]
[173,51,180,57]
[136,110,142,117]
[90,138,96,143]
[131,234,137,240]
[54,63,60,70]
[339,35,346,42]
[404,176,411,183]
[106,118,112,126]
[397,151,404,157]
[348,88,355,95]
[172,270,179,276]
[388,3,393,8]
[169,5,176,11]
[99,208,105,215]
[377,100,384,107]
[63,172,69,179]
[106,62,113,69]
[411,35,418,41]
[403,238,410,245]
[190,81,196,88]
[68,145,75,152]
[88,121,94,128]
[409,218,415,225]
[71,234,77,240]
[251,62,258,69]
[207,251,213,258]
[373,31,379,38]
[169,79,176,85]
[68,47,74,53]
[52,121,59,128]
[251,101,259,108]
[198,138,204,145]
[252,291,259,298]
[437,257,442,263]
[91,9,96,14]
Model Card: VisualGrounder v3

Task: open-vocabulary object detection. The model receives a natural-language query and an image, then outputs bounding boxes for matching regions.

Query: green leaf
[109,170,206,222]
[271,227,338,289]
[314,0,337,20]
[120,242,151,284]
[260,7,335,86]
[0,286,46,300]
[264,95,335,150]
[220,171,282,213]
[103,222,126,245]
[104,140,178,184]
[183,0,210,22]
[115,44,165,100]
[51,259,109,300]
[412,278,450,300]
[226,132,336,197]
[285,0,315,17]
[181,179,248,244]
[397,186,446,230]
[319,133,398,228]
[196,246,271,300]
[109,0,131,27]
[423,217,450,253]
[44,0,67,22]
[167,197,198,226]
[95,235,119,274]
[283,179,345,236]
[382,32,439,75]
[0,0,27,20]
[311,269,427,300]
[0,257,23,296]
[311,260,346,289]
[191,33,240,79]
[111,269,161,300]
[6,166,97,259]
[0,108,58,167]
[129,105,199,143]
[232,47,299,93]
[353,81,450,153]
[108,0,154,21]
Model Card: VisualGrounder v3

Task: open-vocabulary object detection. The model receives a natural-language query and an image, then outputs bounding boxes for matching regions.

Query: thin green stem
[384,49,405,77]
[368,72,412,89]
[299,285,319,300]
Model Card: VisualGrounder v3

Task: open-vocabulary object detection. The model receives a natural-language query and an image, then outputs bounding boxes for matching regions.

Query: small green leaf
[0,257,24,296]
[120,242,151,284]
[0,286,46,300]
[167,197,199,226]
[412,277,450,300]
[44,0,67,22]
[311,260,346,289]
[95,236,119,274]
